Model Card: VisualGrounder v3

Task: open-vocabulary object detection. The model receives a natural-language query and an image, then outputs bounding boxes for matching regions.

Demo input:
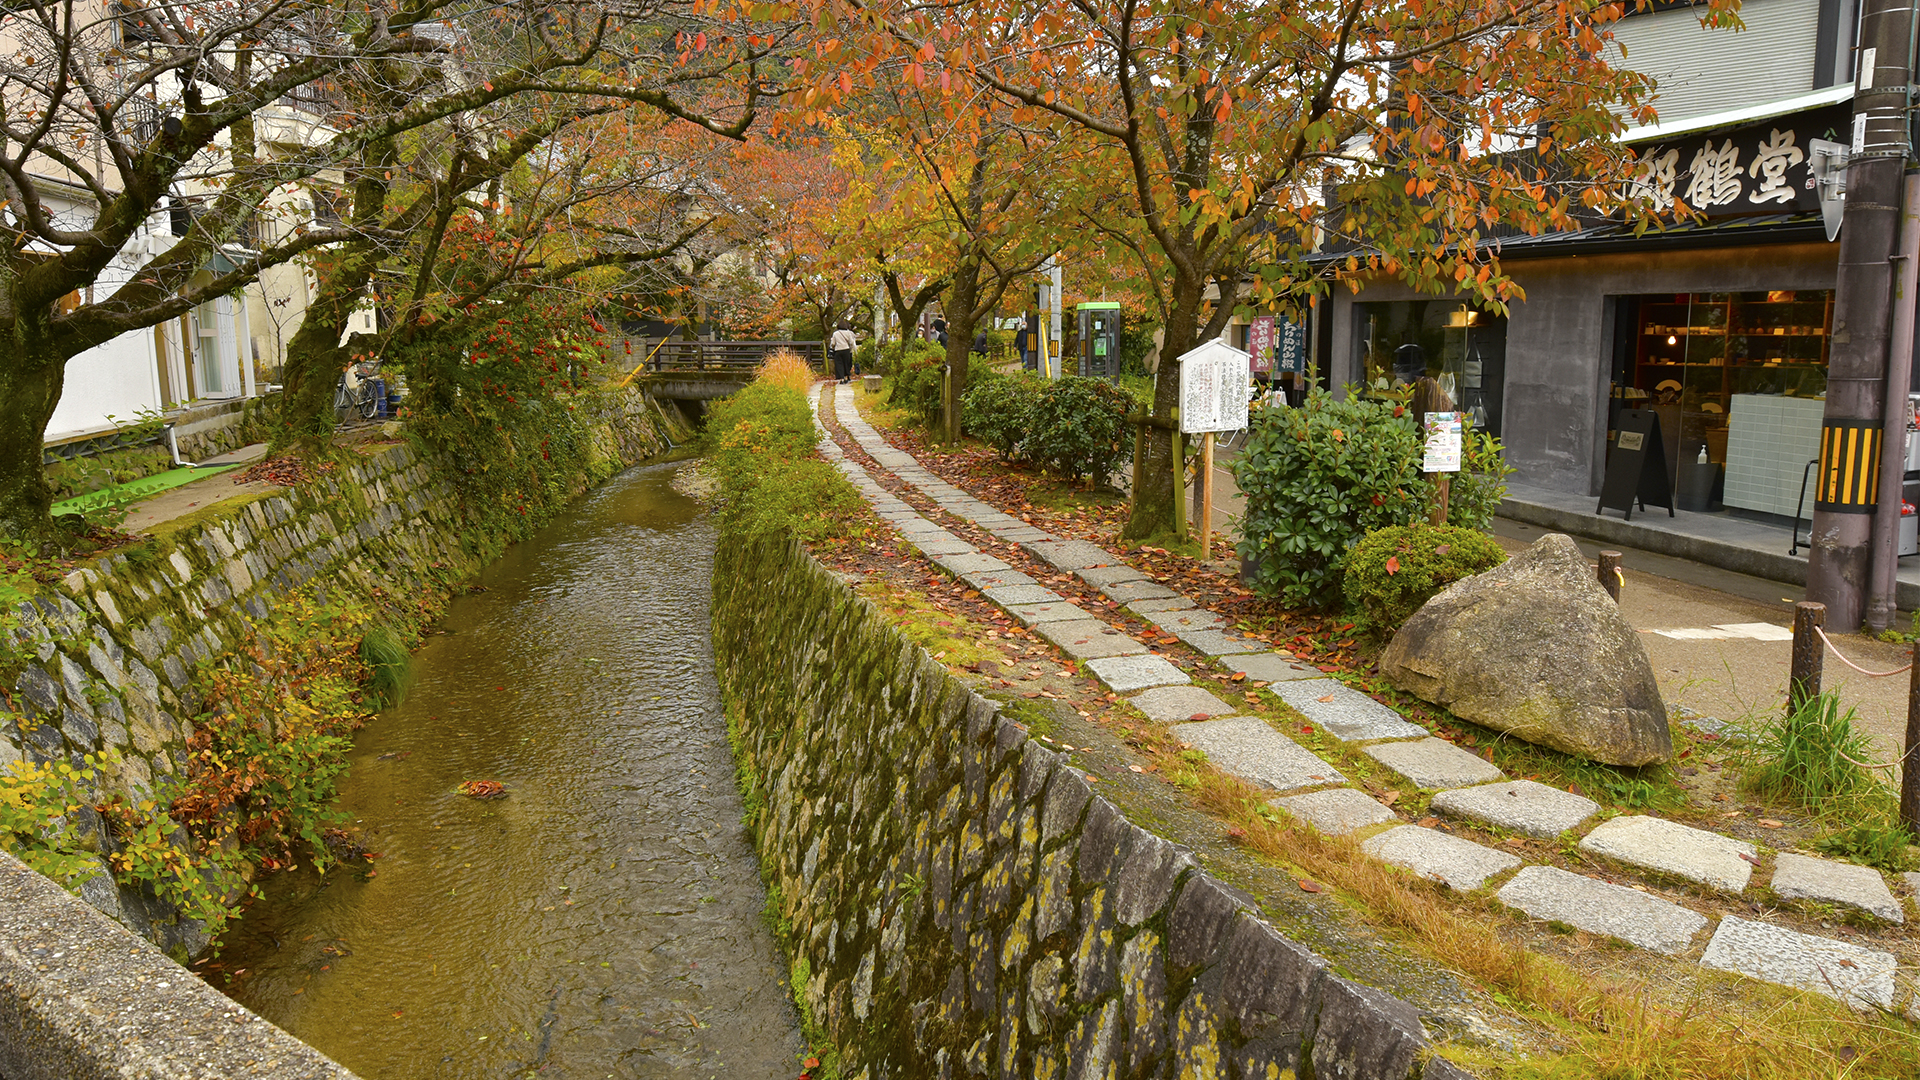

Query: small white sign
[1423,411,1463,473]
[1178,339,1252,434]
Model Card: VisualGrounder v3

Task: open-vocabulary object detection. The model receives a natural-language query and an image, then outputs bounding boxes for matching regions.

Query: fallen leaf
[1838,959,1858,969]
[1418,816,1441,828]
[1230,671,1247,682]
[1317,694,1335,703]
[1298,880,1325,893]
[1384,556,1400,576]
[1188,712,1212,720]
[1738,852,1762,866]
[1758,819,1784,828]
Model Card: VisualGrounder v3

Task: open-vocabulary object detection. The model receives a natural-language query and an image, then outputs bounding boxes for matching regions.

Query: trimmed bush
[1025,377,1133,484]
[962,368,1042,460]
[885,340,947,425]
[1234,389,1433,608]
[1342,524,1507,631]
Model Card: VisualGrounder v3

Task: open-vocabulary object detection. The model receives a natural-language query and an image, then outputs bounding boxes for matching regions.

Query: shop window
[1353,300,1507,436]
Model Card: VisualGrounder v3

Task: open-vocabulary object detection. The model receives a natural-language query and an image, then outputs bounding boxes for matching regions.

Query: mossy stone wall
[713,538,1467,1080]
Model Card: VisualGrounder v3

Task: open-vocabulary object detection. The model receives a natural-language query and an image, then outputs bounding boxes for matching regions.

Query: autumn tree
[779,0,1726,537]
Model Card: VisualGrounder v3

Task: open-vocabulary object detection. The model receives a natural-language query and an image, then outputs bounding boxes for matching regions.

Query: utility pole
[1806,0,1915,629]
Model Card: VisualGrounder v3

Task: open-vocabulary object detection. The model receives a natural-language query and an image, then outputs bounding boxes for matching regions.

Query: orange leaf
[1384,556,1400,576]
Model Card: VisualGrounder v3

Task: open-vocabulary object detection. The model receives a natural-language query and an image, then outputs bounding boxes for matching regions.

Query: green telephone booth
[1077,302,1122,379]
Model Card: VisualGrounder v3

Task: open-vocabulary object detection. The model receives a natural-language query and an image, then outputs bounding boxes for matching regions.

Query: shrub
[1446,425,1516,530]
[754,349,816,396]
[1342,524,1507,631]
[1233,388,1433,608]
[962,368,1043,459]
[885,340,947,426]
[706,369,870,545]
[1024,377,1134,484]
[1739,691,1888,812]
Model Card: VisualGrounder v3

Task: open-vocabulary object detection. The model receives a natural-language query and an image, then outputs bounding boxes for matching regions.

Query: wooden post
[1200,432,1215,561]
[1598,551,1623,603]
[1902,642,1920,839]
[1789,601,1826,711]
[1427,474,1450,526]
[1172,423,1187,542]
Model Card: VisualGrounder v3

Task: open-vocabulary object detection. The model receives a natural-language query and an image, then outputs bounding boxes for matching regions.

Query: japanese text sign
[1423,412,1462,474]
[1178,340,1251,435]
[1622,104,1850,218]
[1247,317,1275,372]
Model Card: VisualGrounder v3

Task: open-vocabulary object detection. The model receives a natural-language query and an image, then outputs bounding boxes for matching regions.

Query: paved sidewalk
[812,383,1919,1018]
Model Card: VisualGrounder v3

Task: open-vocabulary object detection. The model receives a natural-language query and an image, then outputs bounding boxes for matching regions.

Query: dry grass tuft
[756,350,817,396]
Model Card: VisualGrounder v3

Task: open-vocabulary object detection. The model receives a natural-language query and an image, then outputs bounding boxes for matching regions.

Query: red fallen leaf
[1301,725,1314,734]
[805,1057,822,1069]
[1225,826,1247,840]
[1298,880,1325,893]
[1738,852,1762,866]
[1384,556,1400,576]
[1188,712,1212,720]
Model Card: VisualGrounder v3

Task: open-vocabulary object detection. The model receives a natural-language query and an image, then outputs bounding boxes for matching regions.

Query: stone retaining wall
[713,538,1469,1080]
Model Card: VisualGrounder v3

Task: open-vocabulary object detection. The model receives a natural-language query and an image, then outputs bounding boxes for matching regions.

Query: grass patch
[854,578,997,669]
[1736,690,1914,872]
[359,625,414,709]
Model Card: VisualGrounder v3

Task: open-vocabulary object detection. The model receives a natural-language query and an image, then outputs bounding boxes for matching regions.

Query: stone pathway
[810,384,1918,1017]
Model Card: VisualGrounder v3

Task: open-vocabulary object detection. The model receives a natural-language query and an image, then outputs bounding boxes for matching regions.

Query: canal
[211,462,803,1079]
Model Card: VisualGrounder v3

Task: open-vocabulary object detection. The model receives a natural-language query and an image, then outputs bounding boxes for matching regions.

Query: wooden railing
[647,339,826,372]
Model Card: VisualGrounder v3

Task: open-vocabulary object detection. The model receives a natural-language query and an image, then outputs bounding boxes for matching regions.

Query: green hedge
[1342,524,1507,631]
[705,382,870,545]
[960,372,1132,485]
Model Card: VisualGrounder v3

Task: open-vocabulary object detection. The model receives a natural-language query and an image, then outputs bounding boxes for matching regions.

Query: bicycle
[333,361,384,424]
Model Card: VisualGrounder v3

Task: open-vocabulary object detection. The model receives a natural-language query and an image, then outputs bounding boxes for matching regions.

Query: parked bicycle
[333,360,385,424]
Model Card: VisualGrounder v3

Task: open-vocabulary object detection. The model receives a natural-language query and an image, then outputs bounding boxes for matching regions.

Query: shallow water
[214,462,802,1079]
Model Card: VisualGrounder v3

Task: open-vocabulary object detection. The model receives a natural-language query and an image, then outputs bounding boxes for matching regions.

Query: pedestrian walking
[829,323,857,384]
[972,329,988,356]
[931,317,948,348]
[1015,323,1034,371]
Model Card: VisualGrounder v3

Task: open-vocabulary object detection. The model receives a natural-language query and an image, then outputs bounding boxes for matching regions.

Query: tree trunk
[941,260,984,444]
[1124,275,1207,540]
[0,323,66,542]
[274,247,384,448]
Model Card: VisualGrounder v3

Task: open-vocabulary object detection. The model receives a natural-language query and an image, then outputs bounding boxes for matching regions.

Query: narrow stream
[213,462,802,1079]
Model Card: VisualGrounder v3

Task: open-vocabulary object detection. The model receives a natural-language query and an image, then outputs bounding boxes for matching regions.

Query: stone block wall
[713,539,1469,1080]
[2,387,686,956]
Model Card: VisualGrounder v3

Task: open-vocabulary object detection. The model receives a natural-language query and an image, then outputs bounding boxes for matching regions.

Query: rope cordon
[1811,625,1912,678]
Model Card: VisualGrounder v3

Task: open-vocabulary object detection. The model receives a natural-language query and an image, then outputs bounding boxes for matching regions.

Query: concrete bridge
[630,340,825,402]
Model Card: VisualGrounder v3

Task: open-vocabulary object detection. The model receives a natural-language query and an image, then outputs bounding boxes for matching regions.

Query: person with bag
[829,323,857,384]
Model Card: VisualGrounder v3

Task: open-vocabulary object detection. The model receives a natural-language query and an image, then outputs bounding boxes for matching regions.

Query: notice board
[1596,409,1675,520]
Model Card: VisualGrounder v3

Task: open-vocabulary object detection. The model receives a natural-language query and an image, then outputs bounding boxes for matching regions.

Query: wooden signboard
[1597,408,1675,520]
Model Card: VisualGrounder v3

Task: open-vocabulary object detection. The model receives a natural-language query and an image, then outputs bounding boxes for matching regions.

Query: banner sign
[1275,319,1308,374]
[1422,412,1463,473]
[1247,316,1275,373]
[1623,104,1850,217]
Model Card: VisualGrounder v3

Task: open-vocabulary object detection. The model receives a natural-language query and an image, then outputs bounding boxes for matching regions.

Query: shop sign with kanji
[1622,104,1849,217]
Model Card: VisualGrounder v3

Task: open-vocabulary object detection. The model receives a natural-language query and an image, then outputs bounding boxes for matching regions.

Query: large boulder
[1379,533,1671,766]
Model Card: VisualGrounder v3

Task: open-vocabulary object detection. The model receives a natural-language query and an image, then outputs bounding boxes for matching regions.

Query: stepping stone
[1430,780,1599,838]
[878,511,921,523]
[1361,825,1522,891]
[897,519,948,534]
[1364,739,1504,791]
[1130,685,1235,722]
[1168,717,1347,793]
[993,526,1053,543]
[1085,654,1191,693]
[1076,564,1148,588]
[1269,680,1429,742]
[1770,853,1904,923]
[1496,866,1707,954]
[1148,609,1225,633]
[1025,539,1122,570]
[1271,788,1398,836]
[934,552,1012,576]
[1577,816,1756,894]
[914,538,975,557]
[1125,595,1192,613]
[982,584,1063,606]
[1105,580,1180,603]
[1008,601,1091,626]
[1699,916,1896,1011]
[964,569,1037,590]
[1037,619,1149,660]
[1176,628,1268,656]
[1218,652,1324,683]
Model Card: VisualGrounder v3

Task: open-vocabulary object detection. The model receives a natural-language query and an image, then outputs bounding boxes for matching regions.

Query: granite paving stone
[1037,619,1150,659]
[1903,871,1920,903]
[1364,738,1505,791]
[1104,580,1181,603]
[933,552,1014,575]
[914,538,976,557]
[1148,609,1226,633]
[1495,866,1707,954]
[1271,788,1398,836]
[1124,595,1193,613]
[1084,655,1191,693]
[1269,679,1430,742]
[1219,652,1325,683]
[1577,816,1756,893]
[963,569,1038,590]
[1175,627,1269,656]
[1700,915,1896,1010]
[1129,684,1236,722]
[1007,601,1092,625]
[1168,716,1346,792]
[1770,853,1904,923]
[991,526,1054,542]
[1361,825,1522,891]
[1430,780,1599,838]
[1024,539,1123,570]
[1075,564,1149,588]
[981,584,1065,606]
